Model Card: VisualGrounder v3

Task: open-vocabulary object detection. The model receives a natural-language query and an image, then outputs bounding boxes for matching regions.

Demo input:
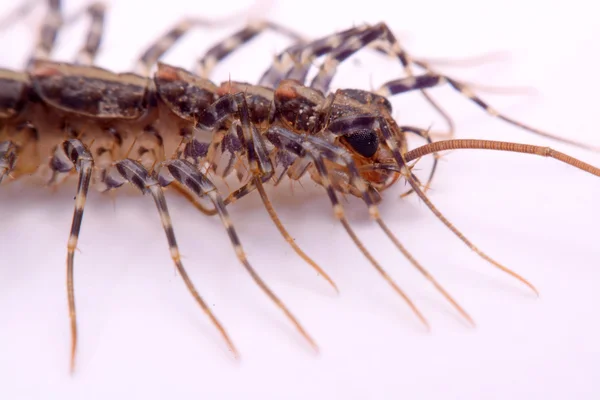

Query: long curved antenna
[379,122,539,295]
[404,140,600,177]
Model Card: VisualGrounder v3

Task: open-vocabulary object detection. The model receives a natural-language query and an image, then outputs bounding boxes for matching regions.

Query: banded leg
[304,22,596,152]
[194,20,305,79]
[257,25,446,192]
[0,140,17,183]
[26,0,62,67]
[101,158,239,359]
[326,113,538,294]
[134,7,280,76]
[238,94,337,291]
[259,25,366,88]
[72,2,107,65]
[48,138,94,373]
[266,124,494,328]
[376,73,600,151]
[264,126,429,327]
[158,159,318,352]
[26,0,108,67]
[187,94,337,291]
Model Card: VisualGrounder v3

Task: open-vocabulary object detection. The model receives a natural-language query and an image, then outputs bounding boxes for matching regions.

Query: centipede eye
[344,129,379,158]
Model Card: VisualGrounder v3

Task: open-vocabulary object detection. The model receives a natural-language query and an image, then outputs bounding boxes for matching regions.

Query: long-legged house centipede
[1,0,599,374]
[1,0,321,371]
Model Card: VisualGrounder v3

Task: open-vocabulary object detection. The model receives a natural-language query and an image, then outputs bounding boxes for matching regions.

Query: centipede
[1,0,598,376]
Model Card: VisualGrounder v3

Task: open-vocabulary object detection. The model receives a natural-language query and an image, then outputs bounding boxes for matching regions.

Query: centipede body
[0,0,599,398]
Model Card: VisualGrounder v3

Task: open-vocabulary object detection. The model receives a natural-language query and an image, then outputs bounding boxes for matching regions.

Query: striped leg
[309,23,427,94]
[264,124,431,329]
[188,92,337,291]
[158,159,318,352]
[72,2,107,65]
[258,26,365,88]
[49,138,94,373]
[25,0,108,67]
[237,94,337,291]
[272,126,480,326]
[194,20,305,79]
[134,14,287,76]
[258,24,417,88]
[376,73,600,151]
[325,113,538,295]
[27,0,62,66]
[101,159,239,360]
[135,18,223,76]
[302,22,597,152]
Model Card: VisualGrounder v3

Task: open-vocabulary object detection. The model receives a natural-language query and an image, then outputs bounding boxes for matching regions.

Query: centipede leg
[158,159,318,352]
[72,2,107,66]
[259,26,364,88]
[194,20,305,78]
[375,116,539,295]
[133,3,267,76]
[265,125,432,328]
[303,132,474,326]
[27,0,62,66]
[101,158,239,358]
[48,138,94,373]
[223,94,337,291]
[376,73,600,151]
[0,140,17,183]
[398,126,439,198]
[297,21,595,152]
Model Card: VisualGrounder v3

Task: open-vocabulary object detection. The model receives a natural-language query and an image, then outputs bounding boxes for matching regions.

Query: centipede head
[326,88,406,197]
[273,80,404,202]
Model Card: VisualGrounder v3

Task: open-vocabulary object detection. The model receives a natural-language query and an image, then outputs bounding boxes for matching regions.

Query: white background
[1,0,599,398]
